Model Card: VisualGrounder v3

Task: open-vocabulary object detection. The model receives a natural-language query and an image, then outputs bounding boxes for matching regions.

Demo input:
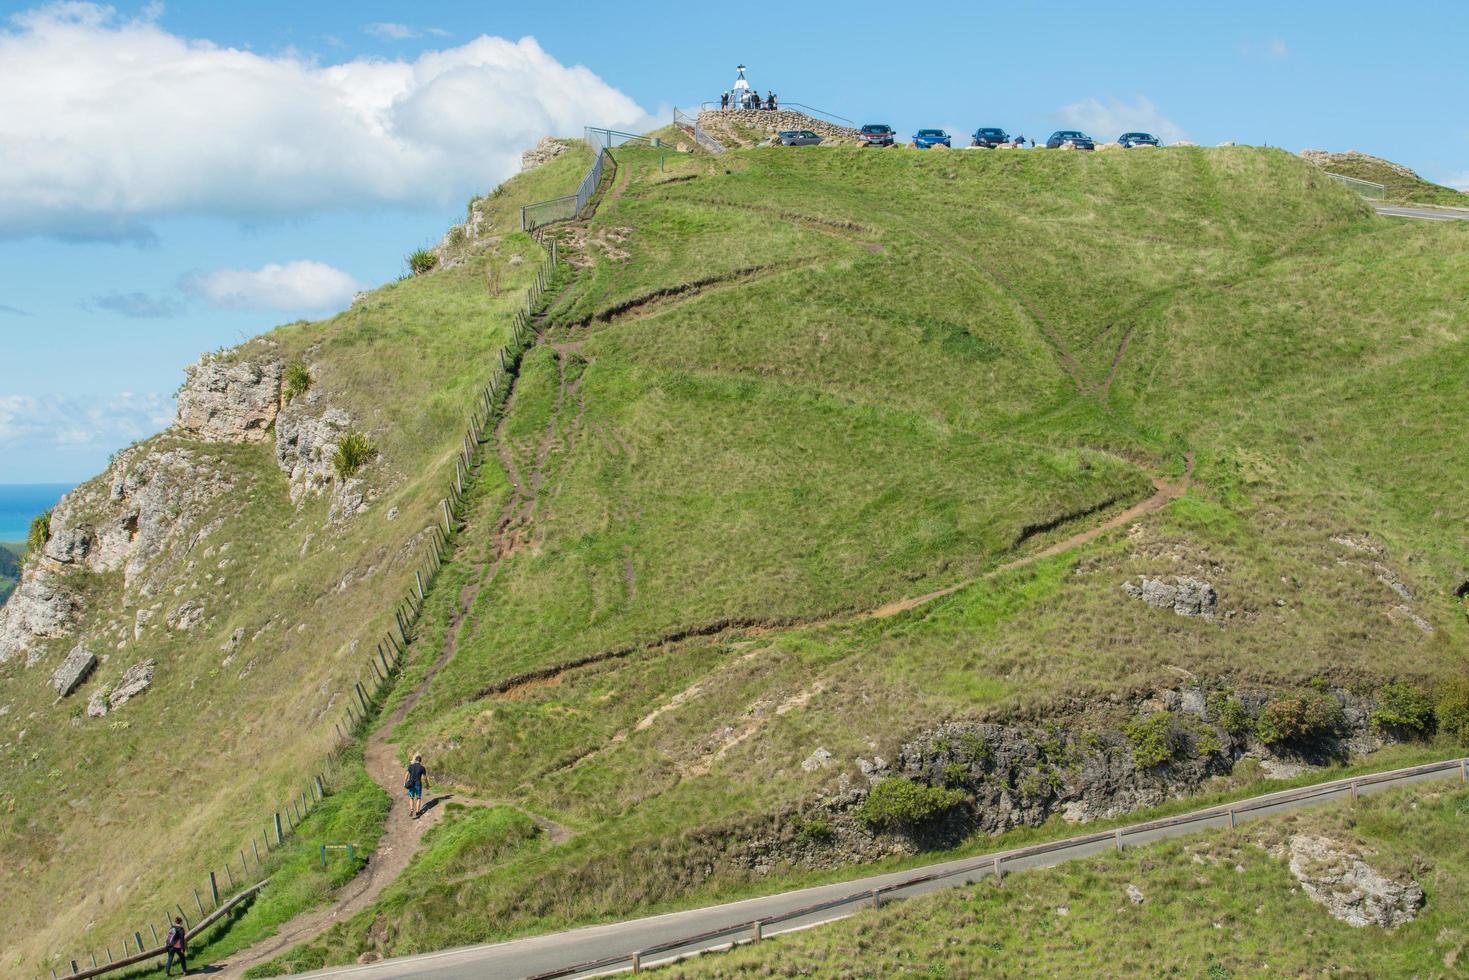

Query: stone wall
[698,109,863,147]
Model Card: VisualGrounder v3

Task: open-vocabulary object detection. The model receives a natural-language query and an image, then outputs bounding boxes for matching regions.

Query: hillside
[670,779,1469,977]
[3,139,1468,977]
[1302,148,1469,206]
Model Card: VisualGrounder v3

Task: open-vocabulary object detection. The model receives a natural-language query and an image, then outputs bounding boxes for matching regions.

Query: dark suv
[1118,132,1161,148]
[971,127,1011,148]
[860,124,896,147]
[1045,130,1095,150]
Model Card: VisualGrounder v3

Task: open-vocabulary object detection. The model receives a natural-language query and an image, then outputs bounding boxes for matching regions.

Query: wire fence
[585,126,661,150]
[45,237,565,980]
[527,755,1469,978]
[521,147,609,231]
[672,107,725,155]
[1326,171,1387,200]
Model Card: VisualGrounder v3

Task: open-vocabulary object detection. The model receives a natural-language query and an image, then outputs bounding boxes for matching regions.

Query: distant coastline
[0,483,74,543]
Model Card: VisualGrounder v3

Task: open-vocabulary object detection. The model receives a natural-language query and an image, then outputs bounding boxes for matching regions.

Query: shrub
[1436,675,1469,744]
[333,432,377,480]
[791,815,833,845]
[858,778,965,831]
[1256,692,1343,746]
[959,731,992,766]
[407,248,438,275]
[447,226,467,248]
[1371,682,1435,737]
[1124,712,1181,769]
[28,510,51,553]
[1214,696,1252,737]
[283,362,312,402]
[941,762,969,786]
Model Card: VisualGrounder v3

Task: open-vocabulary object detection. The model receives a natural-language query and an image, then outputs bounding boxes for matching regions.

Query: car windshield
[1058,131,1085,138]
[978,129,1004,136]
[918,129,945,137]
[862,125,889,133]
[803,131,818,138]
[779,131,799,137]
[1125,133,1154,140]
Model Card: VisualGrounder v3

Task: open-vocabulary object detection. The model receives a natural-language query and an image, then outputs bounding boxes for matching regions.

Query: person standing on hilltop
[721,91,729,110]
[164,917,189,976]
[405,753,428,819]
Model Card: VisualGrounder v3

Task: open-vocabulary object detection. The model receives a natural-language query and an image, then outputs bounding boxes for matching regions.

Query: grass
[259,144,1469,969]
[1308,150,1469,207]
[667,779,1469,977]
[11,140,1469,974]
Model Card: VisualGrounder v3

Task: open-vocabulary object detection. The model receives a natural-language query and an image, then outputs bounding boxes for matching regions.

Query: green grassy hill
[4,139,1468,976]
[1303,149,1469,206]
[670,779,1469,977]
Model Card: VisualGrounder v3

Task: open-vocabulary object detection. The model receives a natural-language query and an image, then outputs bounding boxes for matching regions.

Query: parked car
[859,124,896,147]
[911,129,952,149]
[1045,130,1095,150]
[778,130,823,146]
[1118,131,1161,148]
[971,127,1011,148]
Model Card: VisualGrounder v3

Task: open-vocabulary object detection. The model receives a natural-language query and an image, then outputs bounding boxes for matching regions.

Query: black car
[971,127,1011,148]
[1118,131,1161,148]
[859,124,896,147]
[1045,130,1095,150]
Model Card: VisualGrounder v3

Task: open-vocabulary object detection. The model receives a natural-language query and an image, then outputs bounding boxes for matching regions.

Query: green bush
[942,761,970,786]
[791,815,834,845]
[1436,675,1469,744]
[1371,682,1435,737]
[283,361,312,402]
[1256,692,1343,746]
[447,226,467,247]
[1208,694,1252,736]
[27,510,51,553]
[858,778,965,831]
[408,248,438,275]
[333,432,377,480]
[1124,712,1181,768]
[959,731,992,766]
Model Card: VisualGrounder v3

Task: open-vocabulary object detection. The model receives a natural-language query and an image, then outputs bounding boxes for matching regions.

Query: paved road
[1375,203,1469,221]
[288,759,1466,979]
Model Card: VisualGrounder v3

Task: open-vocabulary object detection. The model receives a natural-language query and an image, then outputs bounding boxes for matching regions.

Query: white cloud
[1056,96,1186,144]
[0,3,654,240]
[0,392,173,453]
[1267,38,1289,60]
[181,260,362,312]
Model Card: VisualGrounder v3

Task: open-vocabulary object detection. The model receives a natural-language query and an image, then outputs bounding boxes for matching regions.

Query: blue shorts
[407,783,422,800]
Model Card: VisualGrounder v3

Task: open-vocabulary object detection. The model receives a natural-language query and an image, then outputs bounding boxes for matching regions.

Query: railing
[521,145,610,231]
[526,755,1469,978]
[1326,171,1386,200]
[585,126,661,150]
[672,107,725,155]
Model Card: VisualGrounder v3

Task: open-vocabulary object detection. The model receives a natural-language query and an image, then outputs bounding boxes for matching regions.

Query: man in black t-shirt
[164,916,188,975]
[405,754,428,819]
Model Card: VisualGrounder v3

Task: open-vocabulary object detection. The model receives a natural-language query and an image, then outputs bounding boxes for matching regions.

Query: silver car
[777,129,823,146]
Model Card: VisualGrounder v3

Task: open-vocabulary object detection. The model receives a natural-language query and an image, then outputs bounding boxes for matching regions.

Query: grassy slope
[257,145,1469,971]
[0,155,589,974]
[1311,152,1469,207]
[671,780,1469,978]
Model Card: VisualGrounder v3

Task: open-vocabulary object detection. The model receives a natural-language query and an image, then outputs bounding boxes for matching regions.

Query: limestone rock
[521,136,571,171]
[175,354,283,442]
[0,569,80,665]
[1123,576,1217,618]
[1286,835,1424,928]
[166,600,205,632]
[51,645,97,697]
[86,687,109,718]
[1125,883,1146,905]
[801,748,833,772]
[276,400,352,504]
[105,659,156,714]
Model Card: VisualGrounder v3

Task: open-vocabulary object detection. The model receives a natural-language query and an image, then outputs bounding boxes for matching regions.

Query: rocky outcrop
[275,394,351,504]
[1300,149,1420,181]
[0,569,79,665]
[87,659,156,717]
[521,136,571,171]
[1285,834,1424,928]
[50,645,96,697]
[1123,576,1217,618]
[175,353,283,443]
[697,109,863,148]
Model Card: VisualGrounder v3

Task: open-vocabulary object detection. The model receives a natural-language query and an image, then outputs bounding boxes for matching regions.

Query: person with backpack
[164,916,188,976]
[405,753,427,819]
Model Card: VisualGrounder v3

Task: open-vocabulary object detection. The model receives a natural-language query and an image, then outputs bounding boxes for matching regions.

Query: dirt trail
[213,260,580,979]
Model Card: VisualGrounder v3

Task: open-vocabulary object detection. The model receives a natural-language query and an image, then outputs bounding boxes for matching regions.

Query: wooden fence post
[441,498,452,533]
[1349,781,1358,805]
[1114,829,1123,851]
[224,861,235,887]
[274,812,283,845]
[150,924,159,946]
[252,838,261,866]
[134,932,144,955]
[415,571,425,600]
[993,857,1003,884]
[1228,808,1236,829]
[752,919,762,942]
[194,889,205,917]
[209,871,219,906]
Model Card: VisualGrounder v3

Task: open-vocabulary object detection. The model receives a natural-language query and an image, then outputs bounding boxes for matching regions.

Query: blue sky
[1,0,1466,483]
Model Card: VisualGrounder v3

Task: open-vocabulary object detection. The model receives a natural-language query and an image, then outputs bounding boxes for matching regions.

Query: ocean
[0,484,74,543]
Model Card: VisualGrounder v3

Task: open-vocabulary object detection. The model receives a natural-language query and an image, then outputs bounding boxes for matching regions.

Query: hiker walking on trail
[405,753,428,819]
[164,916,188,976]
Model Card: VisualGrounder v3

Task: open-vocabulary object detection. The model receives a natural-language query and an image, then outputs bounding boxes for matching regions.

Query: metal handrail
[526,755,1469,978]
[585,127,661,150]
[672,107,725,155]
